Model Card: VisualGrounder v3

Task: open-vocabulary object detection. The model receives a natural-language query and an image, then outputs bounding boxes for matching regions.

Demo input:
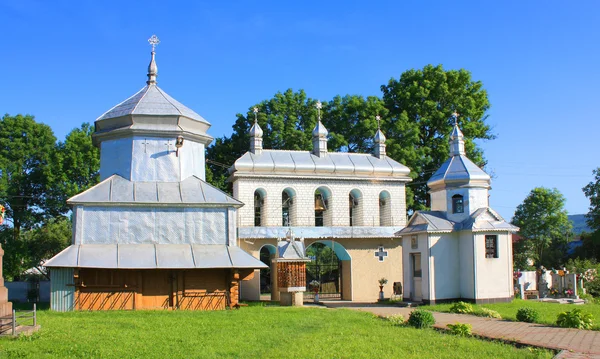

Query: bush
[387,314,405,326]
[447,323,472,336]
[586,279,600,298]
[516,307,539,323]
[475,308,502,319]
[556,308,594,329]
[408,309,436,329]
[449,301,474,314]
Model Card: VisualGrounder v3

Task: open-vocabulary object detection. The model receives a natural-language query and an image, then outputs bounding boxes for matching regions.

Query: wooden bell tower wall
[276,262,306,289]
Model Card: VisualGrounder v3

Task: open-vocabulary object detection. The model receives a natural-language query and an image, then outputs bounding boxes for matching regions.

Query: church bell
[314,194,327,211]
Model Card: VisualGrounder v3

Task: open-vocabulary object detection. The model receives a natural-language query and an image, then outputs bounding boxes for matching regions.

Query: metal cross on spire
[148,35,160,52]
[452,111,459,125]
[316,100,322,120]
[375,115,382,130]
[252,107,259,124]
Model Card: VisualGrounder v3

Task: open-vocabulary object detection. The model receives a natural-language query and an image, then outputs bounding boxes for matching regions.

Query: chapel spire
[449,112,465,156]
[147,35,160,85]
[312,100,328,157]
[249,107,263,154]
[374,115,387,159]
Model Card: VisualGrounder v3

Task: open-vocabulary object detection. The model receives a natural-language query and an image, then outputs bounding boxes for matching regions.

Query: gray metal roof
[68,174,242,207]
[427,155,491,190]
[97,84,209,124]
[229,150,411,179]
[45,244,267,269]
[396,207,518,235]
[277,240,310,261]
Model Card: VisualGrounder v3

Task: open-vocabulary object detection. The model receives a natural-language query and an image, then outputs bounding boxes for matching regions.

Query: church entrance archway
[305,240,352,301]
[259,244,278,301]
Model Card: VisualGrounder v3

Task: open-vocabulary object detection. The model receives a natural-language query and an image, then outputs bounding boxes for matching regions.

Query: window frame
[452,194,464,214]
[485,235,498,258]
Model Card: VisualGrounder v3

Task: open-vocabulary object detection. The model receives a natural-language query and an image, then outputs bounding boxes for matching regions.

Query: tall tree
[583,167,600,232]
[0,114,57,237]
[381,64,494,211]
[48,123,100,214]
[512,187,573,268]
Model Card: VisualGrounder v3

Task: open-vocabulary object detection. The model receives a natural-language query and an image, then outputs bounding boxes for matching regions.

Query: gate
[305,262,342,300]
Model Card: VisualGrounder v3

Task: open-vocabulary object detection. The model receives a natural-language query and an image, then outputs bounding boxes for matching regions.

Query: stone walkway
[322,303,600,358]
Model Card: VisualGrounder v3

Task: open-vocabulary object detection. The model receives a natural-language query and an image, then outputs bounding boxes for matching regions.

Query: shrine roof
[68,174,242,207]
[45,244,267,269]
[427,155,491,190]
[229,150,411,180]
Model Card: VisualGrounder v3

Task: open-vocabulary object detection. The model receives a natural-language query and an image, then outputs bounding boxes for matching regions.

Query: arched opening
[305,240,352,301]
[379,191,392,226]
[254,189,267,226]
[259,244,277,301]
[314,187,332,227]
[452,194,464,214]
[349,189,363,226]
[282,188,296,226]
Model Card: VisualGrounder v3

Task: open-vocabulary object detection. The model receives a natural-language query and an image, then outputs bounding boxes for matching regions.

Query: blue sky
[1,0,598,220]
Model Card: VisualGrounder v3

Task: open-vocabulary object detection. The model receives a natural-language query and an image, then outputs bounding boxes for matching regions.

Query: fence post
[11,309,15,336]
[33,303,37,327]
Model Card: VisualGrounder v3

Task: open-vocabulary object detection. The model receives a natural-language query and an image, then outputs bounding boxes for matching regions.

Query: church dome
[312,120,328,138]
[93,40,212,146]
[249,121,263,137]
[374,129,386,143]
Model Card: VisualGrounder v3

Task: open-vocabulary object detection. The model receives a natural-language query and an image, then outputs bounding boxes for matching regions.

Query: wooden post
[33,303,36,327]
[11,309,15,336]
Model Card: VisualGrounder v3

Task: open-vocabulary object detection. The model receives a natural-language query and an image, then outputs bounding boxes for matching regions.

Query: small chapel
[45,36,266,311]
[396,116,518,304]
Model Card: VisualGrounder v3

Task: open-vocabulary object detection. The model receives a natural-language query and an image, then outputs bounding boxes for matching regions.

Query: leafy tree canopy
[583,168,600,232]
[512,187,572,268]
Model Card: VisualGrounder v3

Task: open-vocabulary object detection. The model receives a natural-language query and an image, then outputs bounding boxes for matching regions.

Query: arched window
[314,187,332,227]
[379,191,392,226]
[254,189,266,226]
[282,188,296,226]
[349,189,363,226]
[452,194,464,214]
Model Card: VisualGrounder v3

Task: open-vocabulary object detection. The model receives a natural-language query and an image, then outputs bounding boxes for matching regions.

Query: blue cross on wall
[375,246,388,262]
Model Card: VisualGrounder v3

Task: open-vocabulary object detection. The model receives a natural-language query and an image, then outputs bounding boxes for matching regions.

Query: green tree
[583,168,600,232]
[512,187,573,268]
[23,217,72,279]
[381,64,494,211]
[48,123,100,214]
[0,114,57,236]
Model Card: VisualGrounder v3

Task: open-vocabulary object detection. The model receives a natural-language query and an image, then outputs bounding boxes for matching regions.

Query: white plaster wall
[429,234,460,300]
[474,232,513,299]
[77,206,229,245]
[100,136,206,182]
[459,231,475,299]
[430,190,447,212]
[233,177,407,228]
[401,233,428,301]
[432,187,490,223]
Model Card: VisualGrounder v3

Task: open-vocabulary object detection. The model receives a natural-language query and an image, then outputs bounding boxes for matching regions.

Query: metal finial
[316,100,322,120]
[148,35,160,51]
[452,111,459,125]
[375,115,381,130]
[253,107,259,123]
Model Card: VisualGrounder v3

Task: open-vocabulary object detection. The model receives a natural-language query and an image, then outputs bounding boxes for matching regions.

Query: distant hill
[569,214,592,235]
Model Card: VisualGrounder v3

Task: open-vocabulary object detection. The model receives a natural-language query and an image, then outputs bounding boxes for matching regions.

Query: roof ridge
[154,86,183,116]
[96,86,147,121]
[131,85,151,114]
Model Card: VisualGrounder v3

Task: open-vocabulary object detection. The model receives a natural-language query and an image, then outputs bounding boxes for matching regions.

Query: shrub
[387,314,405,326]
[449,301,474,314]
[408,309,436,329]
[516,307,539,323]
[586,278,600,298]
[556,309,594,329]
[447,323,472,336]
[475,308,502,319]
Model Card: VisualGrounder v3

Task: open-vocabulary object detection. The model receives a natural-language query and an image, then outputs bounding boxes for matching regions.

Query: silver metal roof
[97,84,209,124]
[68,174,242,207]
[427,155,491,190]
[229,150,411,179]
[45,244,267,269]
[396,208,518,235]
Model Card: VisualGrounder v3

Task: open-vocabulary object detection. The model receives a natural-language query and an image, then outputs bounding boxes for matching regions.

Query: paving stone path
[322,303,600,358]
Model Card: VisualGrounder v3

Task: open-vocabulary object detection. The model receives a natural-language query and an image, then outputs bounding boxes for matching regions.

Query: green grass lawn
[0,305,553,359]
[421,299,600,330]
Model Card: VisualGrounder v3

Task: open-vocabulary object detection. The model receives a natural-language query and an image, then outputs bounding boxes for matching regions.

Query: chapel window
[452,194,464,214]
[254,190,266,227]
[485,235,498,258]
